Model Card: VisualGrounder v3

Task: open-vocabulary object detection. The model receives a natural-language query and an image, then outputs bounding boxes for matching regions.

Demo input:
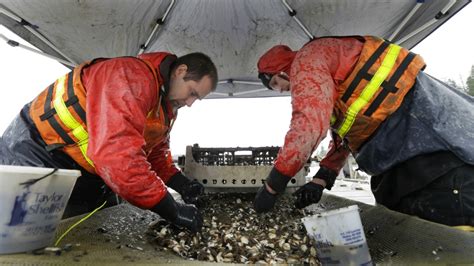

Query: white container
[0,165,81,254]
[302,205,372,266]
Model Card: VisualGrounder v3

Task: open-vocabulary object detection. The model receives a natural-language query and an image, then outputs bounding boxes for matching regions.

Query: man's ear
[174,64,188,78]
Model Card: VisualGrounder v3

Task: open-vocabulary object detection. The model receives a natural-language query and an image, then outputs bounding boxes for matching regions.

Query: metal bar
[0,7,78,66]
[388,2,423,41]
[215,79,269,96]
[281,0,314,40]
[138,0,176,54]
[0,6,21,21]
[233,80,263,86]
[0,33,75,67]
[209,91,229,96]
[218,79,263,86]
[396,0,458,44]
[233,88,268,96]
[440,0,457,14]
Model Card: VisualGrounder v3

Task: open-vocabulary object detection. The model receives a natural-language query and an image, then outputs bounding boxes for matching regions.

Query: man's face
[168,64,213,109]
[269,72,290,92]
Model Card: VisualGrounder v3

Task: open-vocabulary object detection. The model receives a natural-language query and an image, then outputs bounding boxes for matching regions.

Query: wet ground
[147,193,320,264]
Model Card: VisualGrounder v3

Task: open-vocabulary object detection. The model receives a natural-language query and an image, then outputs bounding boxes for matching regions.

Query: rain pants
[362,71,474,225]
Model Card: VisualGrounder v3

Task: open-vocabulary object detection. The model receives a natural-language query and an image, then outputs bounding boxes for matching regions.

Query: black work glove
[167,172,205,206]
[293,182,324,209]
[150,192,203,233]
[293,166,338,209]
[254,185,277,213]
[253,167,291,213]
[313,166,338,190]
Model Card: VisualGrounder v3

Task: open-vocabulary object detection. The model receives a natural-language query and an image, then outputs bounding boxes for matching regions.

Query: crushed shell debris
[146,193,320,264]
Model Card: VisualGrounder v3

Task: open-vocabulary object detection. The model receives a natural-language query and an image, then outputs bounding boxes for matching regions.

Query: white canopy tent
[0,0,470,98]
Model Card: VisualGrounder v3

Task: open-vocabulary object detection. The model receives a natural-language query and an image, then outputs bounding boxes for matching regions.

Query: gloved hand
[180,180,205,206]
[167,172,205,206]
[172,202,203,233]
[254,185,278,213]
[293,182,324,209]
[293,166,338,209]
[151,192,203,233]
[313,166,338,190]
[253,167,291,213]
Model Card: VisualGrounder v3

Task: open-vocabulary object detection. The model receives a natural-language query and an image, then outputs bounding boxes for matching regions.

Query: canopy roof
[0,0,470,98]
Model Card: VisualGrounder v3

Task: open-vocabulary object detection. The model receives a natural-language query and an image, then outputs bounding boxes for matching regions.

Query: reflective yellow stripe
[53,75,94,167]
[337,44,401,138]
[330,114,336,126]
[453,225,474,232]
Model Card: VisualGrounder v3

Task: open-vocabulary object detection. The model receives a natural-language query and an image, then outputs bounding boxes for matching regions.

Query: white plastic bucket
[0,165,81,254]
[302,205,372,265]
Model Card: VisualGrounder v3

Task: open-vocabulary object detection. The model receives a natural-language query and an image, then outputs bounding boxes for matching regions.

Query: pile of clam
[147,193,319,264]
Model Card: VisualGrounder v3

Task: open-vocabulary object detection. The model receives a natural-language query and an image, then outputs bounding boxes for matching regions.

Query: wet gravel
[147,193,320,264]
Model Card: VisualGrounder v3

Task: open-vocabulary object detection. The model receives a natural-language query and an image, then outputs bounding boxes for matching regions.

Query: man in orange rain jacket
[253,36,474,226]
[0,52,217,233]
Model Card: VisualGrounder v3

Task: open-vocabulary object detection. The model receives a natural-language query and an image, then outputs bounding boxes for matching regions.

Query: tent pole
[0,7,78,66]
[0,33,75,67]
[219,80,262,86]
[210,88,270,97]
[233,88,269,96]
[209,91,229,96]
[138,0,176,54]
[233,81,262,85]
[215,80,279,97]
[388,1,423,41]
[281,0,314,40]
[396,0,457,44]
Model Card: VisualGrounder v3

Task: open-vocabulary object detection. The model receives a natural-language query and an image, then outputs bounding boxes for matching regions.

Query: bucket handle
[19,168,58,187]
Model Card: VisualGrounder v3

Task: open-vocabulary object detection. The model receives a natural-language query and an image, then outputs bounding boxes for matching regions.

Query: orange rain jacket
[265,37,424,178]
[29,53,179,209]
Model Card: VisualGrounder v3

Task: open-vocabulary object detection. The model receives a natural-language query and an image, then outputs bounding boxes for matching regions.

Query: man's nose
[185,96,197,107]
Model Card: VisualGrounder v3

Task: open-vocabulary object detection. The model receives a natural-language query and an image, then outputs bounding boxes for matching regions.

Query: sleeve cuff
[166,172,190,192]
[314,166,338,190]
[266,167,292,194]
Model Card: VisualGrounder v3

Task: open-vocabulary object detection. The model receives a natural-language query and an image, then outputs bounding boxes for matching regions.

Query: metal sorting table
[0,194,473,265]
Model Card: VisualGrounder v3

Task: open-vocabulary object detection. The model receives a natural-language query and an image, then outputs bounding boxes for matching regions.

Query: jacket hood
[257,45,297,75]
